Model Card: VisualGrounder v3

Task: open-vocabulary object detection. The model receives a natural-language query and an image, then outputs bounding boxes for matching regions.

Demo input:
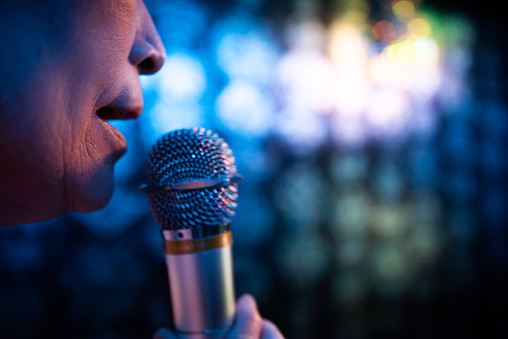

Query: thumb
[228,294,263,339]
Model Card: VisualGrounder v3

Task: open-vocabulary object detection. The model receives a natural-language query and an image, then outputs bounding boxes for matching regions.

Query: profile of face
[0,0,165,226]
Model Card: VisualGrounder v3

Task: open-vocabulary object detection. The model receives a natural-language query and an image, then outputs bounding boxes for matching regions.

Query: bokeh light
[1,0,507,338]
[373,20,397,43]
[392,1,415,21]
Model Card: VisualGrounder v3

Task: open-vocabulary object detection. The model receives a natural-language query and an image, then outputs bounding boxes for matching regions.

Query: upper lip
[95,89,143,120]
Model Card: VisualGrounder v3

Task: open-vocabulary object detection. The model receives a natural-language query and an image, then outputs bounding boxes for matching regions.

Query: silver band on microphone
[139,174,243,194]
[162,224,231,242]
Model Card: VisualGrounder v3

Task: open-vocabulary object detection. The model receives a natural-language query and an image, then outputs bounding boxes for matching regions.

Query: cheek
[62,115,126,212]
[70,2,136,83]
[8,73,71,177]
[55,54,133,211]
[63,124,115,212]
[64,156,116,212]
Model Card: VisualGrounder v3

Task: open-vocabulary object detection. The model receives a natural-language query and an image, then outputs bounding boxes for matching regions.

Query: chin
[68,163,117,213]
[71,184,115,213]
[76,188,115,213]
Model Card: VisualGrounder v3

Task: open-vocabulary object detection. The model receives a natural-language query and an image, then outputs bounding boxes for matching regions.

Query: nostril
[138,48,165,75]
[130,40,165,75]
[138,57,156,74]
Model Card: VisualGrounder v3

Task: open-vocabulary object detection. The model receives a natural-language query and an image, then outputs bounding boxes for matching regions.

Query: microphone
[140,127,242,338]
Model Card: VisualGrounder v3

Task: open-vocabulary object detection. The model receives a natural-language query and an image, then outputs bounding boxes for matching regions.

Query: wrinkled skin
[0,0,165,226]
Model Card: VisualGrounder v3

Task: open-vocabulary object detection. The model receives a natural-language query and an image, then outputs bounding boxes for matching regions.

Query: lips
[93,89,144,159]
[93,113,127,160]
[91,71,145,162]
[95,103,142,120]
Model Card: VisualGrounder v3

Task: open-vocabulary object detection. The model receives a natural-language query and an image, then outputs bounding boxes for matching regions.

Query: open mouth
[92,96,143,159]
[96,106,126,120]
[94,106,128,158]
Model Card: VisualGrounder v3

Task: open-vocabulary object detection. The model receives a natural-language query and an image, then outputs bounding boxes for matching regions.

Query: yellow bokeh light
[393,1,415,20]
[391,41,417,63]
[408,18,431,37]
[329,22,369,68]
[342,8,369,26]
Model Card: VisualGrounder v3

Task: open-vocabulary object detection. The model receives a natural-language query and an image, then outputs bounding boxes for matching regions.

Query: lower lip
[95,115,128,160]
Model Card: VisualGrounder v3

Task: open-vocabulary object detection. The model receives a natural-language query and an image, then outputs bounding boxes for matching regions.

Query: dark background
[1,0,507,338]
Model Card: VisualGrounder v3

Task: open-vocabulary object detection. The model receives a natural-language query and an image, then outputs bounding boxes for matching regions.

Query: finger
[228,294,263,339]
[153,328,178,339]
[261,320,285,339]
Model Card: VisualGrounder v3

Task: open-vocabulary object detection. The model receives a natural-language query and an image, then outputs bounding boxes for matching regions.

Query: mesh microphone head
[144,127,239,232]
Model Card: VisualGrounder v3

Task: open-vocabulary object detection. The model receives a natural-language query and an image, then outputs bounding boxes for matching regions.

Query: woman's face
[0,0,165,225]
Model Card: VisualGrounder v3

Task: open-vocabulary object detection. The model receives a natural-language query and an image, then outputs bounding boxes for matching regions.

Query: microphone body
[141,128,241,338]
[163,229,235,338]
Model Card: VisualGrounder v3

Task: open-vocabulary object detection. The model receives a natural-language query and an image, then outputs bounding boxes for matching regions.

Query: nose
[129,2,166,75]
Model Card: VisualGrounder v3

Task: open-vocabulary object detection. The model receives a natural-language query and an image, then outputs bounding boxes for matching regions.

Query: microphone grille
[145,127,239,230]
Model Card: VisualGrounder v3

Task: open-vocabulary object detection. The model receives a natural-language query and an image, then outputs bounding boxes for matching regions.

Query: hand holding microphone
[141,128,283,339]
[154,294,283,339]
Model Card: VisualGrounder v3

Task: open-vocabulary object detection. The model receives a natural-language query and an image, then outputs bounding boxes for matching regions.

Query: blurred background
[1,0,507,338]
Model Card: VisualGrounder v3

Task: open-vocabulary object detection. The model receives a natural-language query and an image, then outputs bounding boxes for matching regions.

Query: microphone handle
[163,230,236,338]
